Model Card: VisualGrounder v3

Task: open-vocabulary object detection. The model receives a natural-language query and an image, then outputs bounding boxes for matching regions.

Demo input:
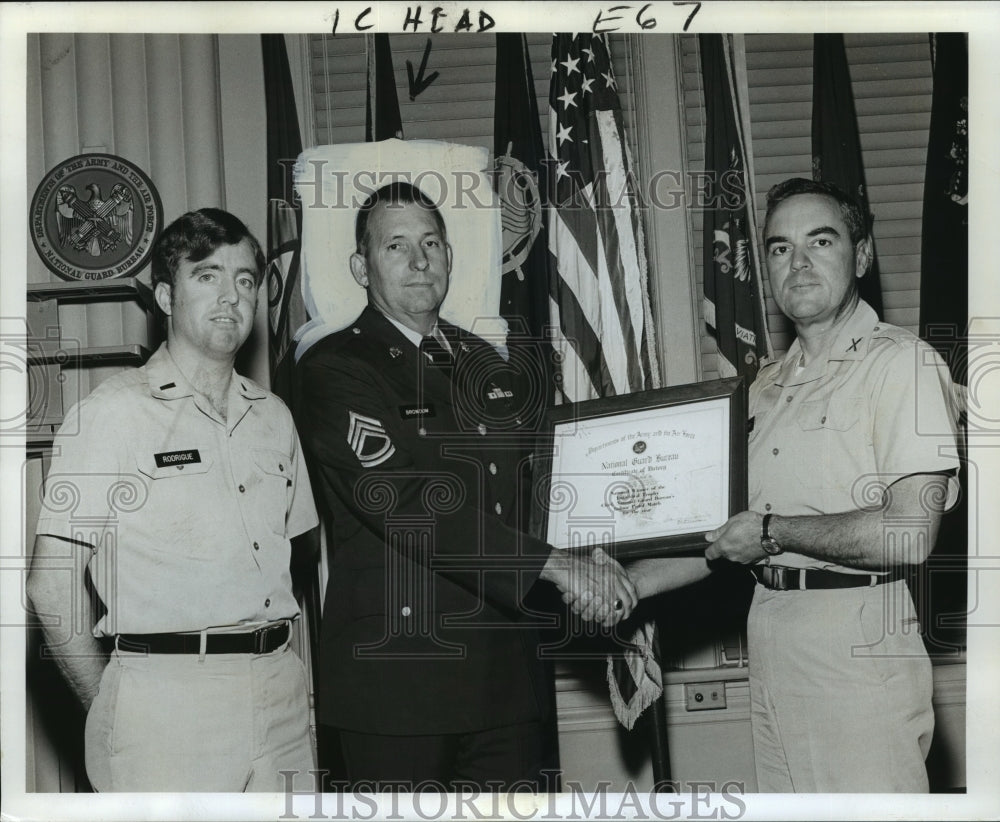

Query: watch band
[760,512,783,556]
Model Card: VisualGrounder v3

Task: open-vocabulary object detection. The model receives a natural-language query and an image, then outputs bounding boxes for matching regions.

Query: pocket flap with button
[136,450,213,479]
[251,448,292,482]
[796,397,860,432]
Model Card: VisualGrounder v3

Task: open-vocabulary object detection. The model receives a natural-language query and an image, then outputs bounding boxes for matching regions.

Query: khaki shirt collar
[773,300,879,387]
[145,342,267,403]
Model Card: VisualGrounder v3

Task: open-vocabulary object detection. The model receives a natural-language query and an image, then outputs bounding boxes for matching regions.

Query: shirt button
[820,416,827,424]
[239,484,246,493]
[177,465,185,470]
[765,503,772,512]
[786,396,793,403]
[401,606,412,617]
[278,463,285,472]
[264,598,271,608]
[495,502,503,515]
[253,541,260,551]
[352,327,361,334]
[489,462,498,475]
[772,448,779,456]
[477,423,487,436]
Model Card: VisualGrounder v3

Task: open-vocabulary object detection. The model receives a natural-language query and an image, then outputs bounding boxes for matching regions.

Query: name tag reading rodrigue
[154,449,202,467]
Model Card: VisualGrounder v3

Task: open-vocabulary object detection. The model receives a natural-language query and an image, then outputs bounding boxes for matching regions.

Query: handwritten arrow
[406,39,439,101]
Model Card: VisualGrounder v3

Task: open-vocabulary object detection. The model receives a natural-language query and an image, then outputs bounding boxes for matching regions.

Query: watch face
[761,537,783,556]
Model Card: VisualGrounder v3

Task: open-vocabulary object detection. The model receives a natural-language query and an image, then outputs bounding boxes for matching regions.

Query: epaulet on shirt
[236,375,272,400]
[86,362,148,400]
[304,325,364,360]
[58,364,147,423]
[870,321,913,345]
[757,357,780,376]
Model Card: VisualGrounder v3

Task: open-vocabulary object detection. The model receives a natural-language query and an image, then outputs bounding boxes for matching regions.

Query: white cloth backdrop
[293,139,506,358]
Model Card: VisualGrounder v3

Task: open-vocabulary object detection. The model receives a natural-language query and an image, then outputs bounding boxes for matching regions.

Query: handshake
[539,545,638,628]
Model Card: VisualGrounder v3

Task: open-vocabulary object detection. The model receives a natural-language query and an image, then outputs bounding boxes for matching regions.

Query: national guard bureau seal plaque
[30,153,163,281]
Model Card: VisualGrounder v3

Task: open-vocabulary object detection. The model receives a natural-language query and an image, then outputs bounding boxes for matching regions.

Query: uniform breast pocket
[251,448,293,535]
[134,451,215,558]
[796,396,861,433]
[793,397,862,489]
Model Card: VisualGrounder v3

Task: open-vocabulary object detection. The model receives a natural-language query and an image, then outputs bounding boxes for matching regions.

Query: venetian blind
[309,32,638,161]
[681,33,934,380]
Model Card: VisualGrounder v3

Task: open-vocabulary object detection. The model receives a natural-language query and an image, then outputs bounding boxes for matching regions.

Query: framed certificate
[535,378,747,559]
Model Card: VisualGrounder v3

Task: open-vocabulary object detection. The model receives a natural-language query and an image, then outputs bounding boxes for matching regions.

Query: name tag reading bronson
[539,379,747,559]
[399,404,436,419]
[154,449,202,467]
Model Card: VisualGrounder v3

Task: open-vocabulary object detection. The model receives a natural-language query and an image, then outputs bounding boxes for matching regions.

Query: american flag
[547,34,662,729]
[547,34,660,404]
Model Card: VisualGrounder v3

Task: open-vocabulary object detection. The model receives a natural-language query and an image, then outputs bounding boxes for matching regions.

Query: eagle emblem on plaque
[30,154,163,281]
[55,182,134,257]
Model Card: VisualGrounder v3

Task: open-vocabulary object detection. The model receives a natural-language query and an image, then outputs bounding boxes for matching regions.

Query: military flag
[920,33,967,384]
[493,33,553,423]
[699,34,770,381]
[366,34,403,141]
[812,33,884,318]
[262,34,307,404]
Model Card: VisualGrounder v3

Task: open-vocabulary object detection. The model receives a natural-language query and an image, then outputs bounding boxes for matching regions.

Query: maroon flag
[812,33,884,318]
[366,34,403,141]
[699,34,770,381]
[262,34,307,404]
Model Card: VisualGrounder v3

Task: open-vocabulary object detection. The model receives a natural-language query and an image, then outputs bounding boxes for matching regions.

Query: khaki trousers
[748,579,934,793]
[85,643,316,792]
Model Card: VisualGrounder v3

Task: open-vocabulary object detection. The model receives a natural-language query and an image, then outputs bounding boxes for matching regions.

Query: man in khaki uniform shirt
[27,208,318,792]
[627,178,960,792]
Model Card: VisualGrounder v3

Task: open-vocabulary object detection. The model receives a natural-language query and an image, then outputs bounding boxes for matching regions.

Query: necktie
[419,334,454,367]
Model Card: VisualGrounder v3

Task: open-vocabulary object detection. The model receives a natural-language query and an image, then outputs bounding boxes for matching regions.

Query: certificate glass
[537,378,747,559]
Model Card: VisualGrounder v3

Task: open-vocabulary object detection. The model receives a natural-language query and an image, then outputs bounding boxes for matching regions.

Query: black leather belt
[752,565,902,591]
[114,622,290,654]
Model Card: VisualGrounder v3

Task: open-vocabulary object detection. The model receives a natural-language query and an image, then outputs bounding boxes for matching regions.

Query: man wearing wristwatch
[628,178,960,792]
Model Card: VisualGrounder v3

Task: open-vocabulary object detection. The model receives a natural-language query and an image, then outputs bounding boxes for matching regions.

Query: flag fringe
[606,622,664,730]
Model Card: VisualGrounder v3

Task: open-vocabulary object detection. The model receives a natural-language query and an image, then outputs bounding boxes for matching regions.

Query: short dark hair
[764,178,870,246]
[151,208,265,289]
[355,182,447,254]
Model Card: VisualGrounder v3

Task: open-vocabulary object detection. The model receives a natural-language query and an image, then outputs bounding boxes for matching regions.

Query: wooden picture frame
[534,377,748,559]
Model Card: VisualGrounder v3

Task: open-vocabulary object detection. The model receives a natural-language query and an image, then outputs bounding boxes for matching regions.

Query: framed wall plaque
[535,377,747,559]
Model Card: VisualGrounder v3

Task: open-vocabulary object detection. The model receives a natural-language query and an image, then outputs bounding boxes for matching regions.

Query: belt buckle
[763,565,788,590]
[253,623,282,654]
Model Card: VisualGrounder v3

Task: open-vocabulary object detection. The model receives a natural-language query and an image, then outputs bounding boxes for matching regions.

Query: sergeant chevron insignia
[347,411,396,468]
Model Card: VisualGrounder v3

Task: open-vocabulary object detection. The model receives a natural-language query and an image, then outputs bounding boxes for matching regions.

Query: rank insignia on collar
[389,346,402,359]
[460,342,471,354]
[347,411,396,468]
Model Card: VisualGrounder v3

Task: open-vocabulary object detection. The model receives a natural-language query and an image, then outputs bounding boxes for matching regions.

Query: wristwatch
[760,513,783,556]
